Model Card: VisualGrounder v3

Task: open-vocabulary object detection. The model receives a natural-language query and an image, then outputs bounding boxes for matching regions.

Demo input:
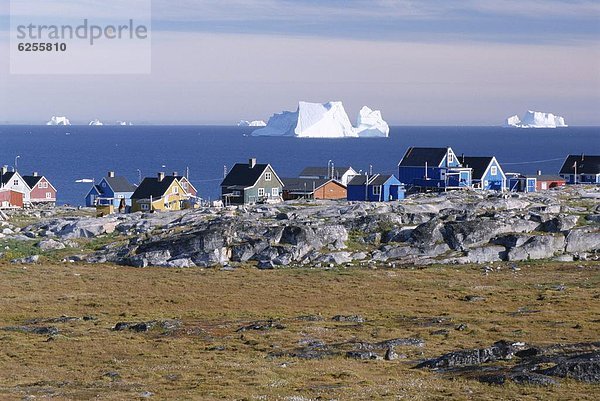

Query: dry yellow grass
[0,261,598,400]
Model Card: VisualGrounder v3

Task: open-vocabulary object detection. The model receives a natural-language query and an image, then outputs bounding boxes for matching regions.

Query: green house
[221,158,284,205]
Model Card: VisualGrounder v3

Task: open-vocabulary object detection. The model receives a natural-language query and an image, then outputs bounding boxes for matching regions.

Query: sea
[0,125,598,206]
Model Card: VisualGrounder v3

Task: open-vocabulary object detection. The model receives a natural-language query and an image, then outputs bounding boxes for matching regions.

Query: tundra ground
[0,261,598,400]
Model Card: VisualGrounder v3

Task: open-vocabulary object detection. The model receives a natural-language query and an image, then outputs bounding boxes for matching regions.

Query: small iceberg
[46,116,71,126]
[251,101,389,138]
[89,119,103,126]
[117,121,133,126]
[504,110,567,128]
[238,120,267,127]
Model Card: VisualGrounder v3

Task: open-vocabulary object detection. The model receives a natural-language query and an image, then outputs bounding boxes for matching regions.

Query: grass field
[0,261,598,400]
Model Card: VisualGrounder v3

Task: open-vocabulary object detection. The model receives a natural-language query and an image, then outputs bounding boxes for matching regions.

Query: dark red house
[0,189,24,208]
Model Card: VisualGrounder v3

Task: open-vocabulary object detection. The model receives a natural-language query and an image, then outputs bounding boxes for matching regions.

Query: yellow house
[130,173,191,213]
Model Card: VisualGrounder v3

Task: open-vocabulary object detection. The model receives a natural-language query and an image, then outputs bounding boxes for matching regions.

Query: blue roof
[399,147,449,167]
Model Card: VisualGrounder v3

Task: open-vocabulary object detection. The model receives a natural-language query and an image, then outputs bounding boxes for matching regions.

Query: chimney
[537,170,542,176]
[108,171,115,178]
[172,171,178,177]
[1,165,8,175]
[33,172,38,177]
[249,158,257,168]
[157,172,165,182]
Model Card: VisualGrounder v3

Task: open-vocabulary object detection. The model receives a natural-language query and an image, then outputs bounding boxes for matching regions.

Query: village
[0,147,599,214]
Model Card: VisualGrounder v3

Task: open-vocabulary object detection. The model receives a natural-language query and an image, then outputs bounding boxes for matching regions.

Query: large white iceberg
[504,110,567,128]
[251,101,389,138]
[238,120,267,127]
[89,119,103,126]
[46,116,71,126]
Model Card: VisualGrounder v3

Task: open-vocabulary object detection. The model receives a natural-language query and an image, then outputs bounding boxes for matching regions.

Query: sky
[0,0,599,125]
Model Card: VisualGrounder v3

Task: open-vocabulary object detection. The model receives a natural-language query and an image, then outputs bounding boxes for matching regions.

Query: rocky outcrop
[417,341,600,386]
[415,340,526,369]
[3,187,599,268]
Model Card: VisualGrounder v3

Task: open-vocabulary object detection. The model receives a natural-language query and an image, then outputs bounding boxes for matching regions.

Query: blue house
[85,171,137,209]
[506,174,537,193]
[461,156,506,191]
[347,174,405,202]
[398,147,472,190]
[559,155,600,184]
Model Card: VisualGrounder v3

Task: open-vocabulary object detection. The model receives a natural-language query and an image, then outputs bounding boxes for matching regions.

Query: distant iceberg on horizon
[238,120,267,127]
[504,110,568,128]
[89,119,103,126]
[46,116,71,126]
[117,121,133,126]
[251,101,389,138]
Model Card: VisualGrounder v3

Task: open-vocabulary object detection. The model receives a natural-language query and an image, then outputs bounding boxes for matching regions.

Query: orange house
[282,178,347,200]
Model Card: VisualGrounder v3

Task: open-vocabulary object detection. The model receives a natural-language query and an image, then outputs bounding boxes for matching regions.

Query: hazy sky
[0,0,599,125]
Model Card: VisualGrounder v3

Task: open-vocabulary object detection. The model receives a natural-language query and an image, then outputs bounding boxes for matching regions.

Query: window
[232,190,241,196]
[182,182,188,189]
[448,153,454,164]
[541,182,548,190]
[118,194,124,198]
[373,185,382,195]
[141,204,149,210]
[38,182,48,189]
[102,182,106,187]
[172,186,178,194]
[13,179,18,186]
[46,192,52,199]
[271,187,279,197]
[258,188,265,197]
[265,172,272,181]
[491,166,498,176]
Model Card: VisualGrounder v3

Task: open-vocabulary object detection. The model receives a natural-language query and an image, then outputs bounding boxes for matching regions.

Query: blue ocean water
[0,125,598,205]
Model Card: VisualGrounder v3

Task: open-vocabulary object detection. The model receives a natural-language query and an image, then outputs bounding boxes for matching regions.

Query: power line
[502,157,565,165]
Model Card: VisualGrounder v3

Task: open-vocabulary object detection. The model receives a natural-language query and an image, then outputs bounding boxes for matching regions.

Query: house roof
[525,174,566,182]
[399,147,449,167]
[103,176,137,193]
[348,174,399,186]
[282,177,342,193]
[299,166,354,179]
[221,163,275,188]
[132,176,178,199]
[0,172,16,186]
[22,175,43,188]
[460,156,495,179]
[559,155,600,175]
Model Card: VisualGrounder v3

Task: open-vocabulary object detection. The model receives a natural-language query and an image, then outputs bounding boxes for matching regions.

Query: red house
[525,173,567,191]
[0,189,24,208]
[173,174,197,197]
[23,173,57,205]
